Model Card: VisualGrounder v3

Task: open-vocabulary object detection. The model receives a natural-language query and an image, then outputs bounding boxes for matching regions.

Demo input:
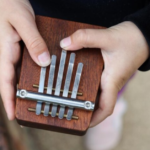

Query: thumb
[10,15,50,67]
[60,29,109,50]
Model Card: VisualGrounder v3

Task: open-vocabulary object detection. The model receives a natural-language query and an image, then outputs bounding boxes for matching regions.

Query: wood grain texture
[15,16,104,135]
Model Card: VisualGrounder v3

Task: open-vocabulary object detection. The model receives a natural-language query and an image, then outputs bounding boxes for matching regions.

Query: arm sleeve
[124,2,150,71]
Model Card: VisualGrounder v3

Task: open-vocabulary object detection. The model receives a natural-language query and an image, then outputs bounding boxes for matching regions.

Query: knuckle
[4,33,20,43]
[3,77,14,86]
[28,38,46,54]
[9,5,35,22]
[2,34,13,43]
[76,29,87,37]
[114,76,127,92]
[106,107,113,116]
[75,29,88,44]
[0,30,20,43]
[101,99,114,117]
[106,28,122,47]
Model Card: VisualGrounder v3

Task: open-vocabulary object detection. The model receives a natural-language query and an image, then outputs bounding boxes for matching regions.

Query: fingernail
[38,51,51,66]
[60,37,71,48]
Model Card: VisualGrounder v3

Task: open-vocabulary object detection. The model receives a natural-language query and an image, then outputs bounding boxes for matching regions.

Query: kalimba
[15,16,104,135]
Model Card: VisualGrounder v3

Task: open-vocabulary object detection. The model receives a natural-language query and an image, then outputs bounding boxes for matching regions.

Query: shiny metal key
[67,63,83,120]
[44,55,56,116]
[51,50,67,117]
[36,67,46,115]
[58,53,75,119]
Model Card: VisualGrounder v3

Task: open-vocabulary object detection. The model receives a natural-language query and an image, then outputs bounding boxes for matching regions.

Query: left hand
[60,21,149,127]
[0,0,50,120]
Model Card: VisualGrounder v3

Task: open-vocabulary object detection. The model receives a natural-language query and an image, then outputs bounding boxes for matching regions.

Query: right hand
[60,21,149,127]
[0,0,50,120]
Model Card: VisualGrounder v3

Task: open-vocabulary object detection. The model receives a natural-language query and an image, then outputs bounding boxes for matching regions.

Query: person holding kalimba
[0,0,149,150]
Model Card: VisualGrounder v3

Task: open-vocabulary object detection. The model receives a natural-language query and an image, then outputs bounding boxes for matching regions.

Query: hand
[60,21,149,127]
[0,0,50,120]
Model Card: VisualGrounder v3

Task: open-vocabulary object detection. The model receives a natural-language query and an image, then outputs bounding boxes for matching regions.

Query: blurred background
[0,70,150,150]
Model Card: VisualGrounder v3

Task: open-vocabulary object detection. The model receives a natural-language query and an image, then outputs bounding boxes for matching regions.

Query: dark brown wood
[15,16,104,135]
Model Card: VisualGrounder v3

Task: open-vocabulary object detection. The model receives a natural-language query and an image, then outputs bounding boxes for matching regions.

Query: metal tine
[58,53,76,119]
[51,50,67,117]
[44,55,56,116]
[36,67,46,115]
[66,63,83,120]
[28,108,79,120]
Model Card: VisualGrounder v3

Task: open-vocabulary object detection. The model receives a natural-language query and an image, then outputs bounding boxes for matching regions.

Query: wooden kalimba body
[15,16,104,135]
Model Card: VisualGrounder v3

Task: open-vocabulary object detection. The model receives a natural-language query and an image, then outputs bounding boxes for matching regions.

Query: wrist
[108,21,149,69]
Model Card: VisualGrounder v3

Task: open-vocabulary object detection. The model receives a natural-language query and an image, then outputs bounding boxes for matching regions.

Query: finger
[0,44,20,120]
[90,73,118,127]
[10,13,50,67]
[60,29,110,50]
[0,23,21,120]
[0,62,15,120]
